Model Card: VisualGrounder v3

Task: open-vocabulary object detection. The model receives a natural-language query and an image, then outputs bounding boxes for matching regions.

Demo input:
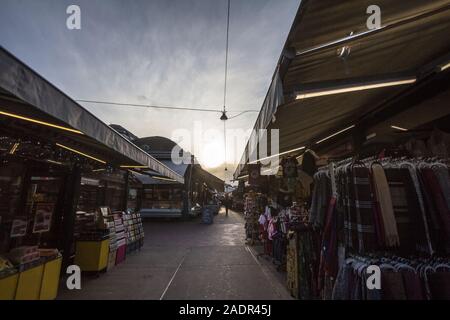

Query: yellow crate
[15,264,44,300]
[39,257,62,300]
[75,239,109,272]
[0,273,19,300]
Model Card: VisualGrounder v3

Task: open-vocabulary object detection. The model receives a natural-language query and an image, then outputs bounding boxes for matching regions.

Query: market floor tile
[58,209,292,300]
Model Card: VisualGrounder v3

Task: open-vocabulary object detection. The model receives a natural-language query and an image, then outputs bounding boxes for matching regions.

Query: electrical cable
[76,99,259,118]
[76,99,221,113]
[222,0,231,176]
[223,0,230,113]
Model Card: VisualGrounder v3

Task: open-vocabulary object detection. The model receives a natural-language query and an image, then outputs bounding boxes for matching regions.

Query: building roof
[134,136,179,156]
[0,47,184,183]
[132,135,224,191]
[234,0,450,179]
[110,124,139,141]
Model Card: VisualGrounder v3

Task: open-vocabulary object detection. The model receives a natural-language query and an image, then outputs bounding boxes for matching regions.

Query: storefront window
[142,185,183,209]
[127,188,139,212]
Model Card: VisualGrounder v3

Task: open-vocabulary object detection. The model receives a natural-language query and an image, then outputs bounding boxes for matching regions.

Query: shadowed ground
[58,209,292,300]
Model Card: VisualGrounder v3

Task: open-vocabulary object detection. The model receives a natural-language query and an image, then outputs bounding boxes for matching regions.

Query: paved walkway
[58,209,292,300]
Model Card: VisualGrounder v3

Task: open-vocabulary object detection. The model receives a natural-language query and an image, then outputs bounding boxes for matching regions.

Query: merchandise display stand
[39,255,62,300]
[74,209,111,274]
[244,192,262,245]
[113,212,126,265]
[106,217,117,271]
[0,271,18,300]
[15,262,45,300]
[75,238,109,273]
[0,254,62,300]
[123,211,144,254]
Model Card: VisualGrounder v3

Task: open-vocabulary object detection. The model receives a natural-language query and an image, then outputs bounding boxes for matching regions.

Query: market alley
[57,209,292,300]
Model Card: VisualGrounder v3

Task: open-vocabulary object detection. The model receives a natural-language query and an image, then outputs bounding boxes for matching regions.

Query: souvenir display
[113,212,127,264]
[32,203,53,233]
[10,219,28,238]
[121,211,144,253]
[244,191,266,245]
[248,164,261,186]
[74,211,109,241]
[281,156,298,178]
[0,255,15,273]
[7,246,40,265]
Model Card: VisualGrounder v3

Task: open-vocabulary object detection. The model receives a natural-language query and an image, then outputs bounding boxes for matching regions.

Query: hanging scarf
[371,164,400,247]
[351,165,377,253]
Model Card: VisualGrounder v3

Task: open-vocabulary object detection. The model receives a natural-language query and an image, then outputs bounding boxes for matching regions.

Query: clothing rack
[334,253,450,300]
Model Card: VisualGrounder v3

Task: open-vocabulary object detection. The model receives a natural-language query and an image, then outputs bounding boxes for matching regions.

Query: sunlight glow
[200,141,225,168]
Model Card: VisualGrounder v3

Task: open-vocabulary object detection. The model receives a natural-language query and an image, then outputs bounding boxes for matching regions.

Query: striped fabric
[342,165,377,253]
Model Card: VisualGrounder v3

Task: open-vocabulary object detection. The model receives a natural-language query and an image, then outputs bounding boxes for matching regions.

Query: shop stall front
[133,136,224,218]
[0,48,183,299]
[234,0,450,300]
[138,174,185,218]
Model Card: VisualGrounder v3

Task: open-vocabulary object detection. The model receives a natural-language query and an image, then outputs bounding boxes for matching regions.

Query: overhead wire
[75,99,259,119]
[222,0,231,175]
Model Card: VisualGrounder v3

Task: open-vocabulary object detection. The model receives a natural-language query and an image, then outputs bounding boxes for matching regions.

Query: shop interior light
[390,125,408,132]
[315,125,355,145]
[261,166,280,175]
[120,165,149,168]
[46,159,63,165]
[0,110,83,135]
[440,61,450,72]
[92,168,106,172]
[9,142,19,154]
[295,78,416,100]
[248,146,306,164]
[151,176,177,182]
[56,143,106,164]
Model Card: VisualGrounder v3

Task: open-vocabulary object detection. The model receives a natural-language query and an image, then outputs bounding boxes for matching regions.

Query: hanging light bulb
[220,111,228,121]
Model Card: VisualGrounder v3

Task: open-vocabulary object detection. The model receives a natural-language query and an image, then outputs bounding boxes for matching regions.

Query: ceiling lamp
[295,78,416,100]
[220,111,228,121]
[390,125,408,132]
[56,143,106,164]
[315,125,355,144]
[0,110,83,135]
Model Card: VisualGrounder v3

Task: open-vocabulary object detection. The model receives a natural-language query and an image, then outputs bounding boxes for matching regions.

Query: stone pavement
[58,209,292,300]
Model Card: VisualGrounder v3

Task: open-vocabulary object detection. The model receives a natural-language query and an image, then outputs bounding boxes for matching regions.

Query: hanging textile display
[332,255,450,300]
[244,191,266,245]
[238,179,245,193]
[248,164,261,186]
[305,155,450,299]
[281,156,298,178]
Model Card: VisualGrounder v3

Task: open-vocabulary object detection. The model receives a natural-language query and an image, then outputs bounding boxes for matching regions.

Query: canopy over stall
[234,0,450,179]
[0,47,184,183]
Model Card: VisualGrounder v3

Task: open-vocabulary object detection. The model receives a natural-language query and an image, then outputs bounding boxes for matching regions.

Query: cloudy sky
[0,0,299,180]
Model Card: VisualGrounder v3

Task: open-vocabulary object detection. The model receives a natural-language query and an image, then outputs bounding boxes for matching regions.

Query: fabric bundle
[385,168,429,254]
[371,163,400,247]
[350,166,377,253]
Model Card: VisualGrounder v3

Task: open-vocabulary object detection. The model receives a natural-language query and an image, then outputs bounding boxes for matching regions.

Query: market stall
[0,48,183,299]
[235,0,450,300]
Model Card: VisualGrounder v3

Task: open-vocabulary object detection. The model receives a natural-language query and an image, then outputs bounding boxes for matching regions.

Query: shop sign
[32,203,54,233]
[10,219,28,238]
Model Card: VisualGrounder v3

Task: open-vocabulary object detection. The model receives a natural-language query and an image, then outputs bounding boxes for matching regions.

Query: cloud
[0,0,300,180]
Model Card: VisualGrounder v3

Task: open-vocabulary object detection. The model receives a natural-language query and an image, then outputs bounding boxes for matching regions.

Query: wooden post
[123,170,130,212]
